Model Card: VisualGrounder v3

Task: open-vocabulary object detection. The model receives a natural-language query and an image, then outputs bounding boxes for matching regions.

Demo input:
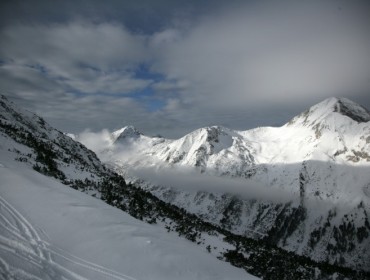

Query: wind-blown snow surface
[82,97,370,270]
[0,153,253,280]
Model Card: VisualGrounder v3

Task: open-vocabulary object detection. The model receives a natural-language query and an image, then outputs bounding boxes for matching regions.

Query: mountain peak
[287,97,370,127]
[311,97,370,123]
[332,97,370,123]
[114,125,142,143]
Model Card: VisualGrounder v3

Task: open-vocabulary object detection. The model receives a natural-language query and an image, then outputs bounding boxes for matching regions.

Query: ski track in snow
[0,195,138,280]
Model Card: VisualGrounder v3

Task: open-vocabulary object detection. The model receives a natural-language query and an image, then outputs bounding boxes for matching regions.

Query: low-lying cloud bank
[75,128,362,211]
[130,166,298,204]
[76,129,113,154]
[129,165,356,212]
[75,130,295,203]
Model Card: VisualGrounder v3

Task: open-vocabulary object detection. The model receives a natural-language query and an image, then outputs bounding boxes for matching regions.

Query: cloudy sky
[1,0,370,138]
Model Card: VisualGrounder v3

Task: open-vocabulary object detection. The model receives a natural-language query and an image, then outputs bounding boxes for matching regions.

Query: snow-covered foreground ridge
[0,161,250,280]
[0,95,253,279]
[89,97,370,271]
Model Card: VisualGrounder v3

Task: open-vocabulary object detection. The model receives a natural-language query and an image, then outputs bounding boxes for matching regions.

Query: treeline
[96,172,369,280]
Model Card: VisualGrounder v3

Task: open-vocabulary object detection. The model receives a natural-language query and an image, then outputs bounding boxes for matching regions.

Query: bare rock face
[334,98,370,123]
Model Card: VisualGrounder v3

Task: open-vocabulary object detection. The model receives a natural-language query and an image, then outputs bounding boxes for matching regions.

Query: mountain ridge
[89,97,370,271]
[111,97,370,139]
[102,97,370,178]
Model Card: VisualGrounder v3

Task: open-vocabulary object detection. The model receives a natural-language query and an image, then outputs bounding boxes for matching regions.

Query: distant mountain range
[103,97,370,170]
[92,97,370,271]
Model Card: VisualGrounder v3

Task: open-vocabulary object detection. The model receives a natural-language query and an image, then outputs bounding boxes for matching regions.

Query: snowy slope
[0,152,252,280]
[89,97,370,271]
[0,95,107,185]
[0,94,264,279]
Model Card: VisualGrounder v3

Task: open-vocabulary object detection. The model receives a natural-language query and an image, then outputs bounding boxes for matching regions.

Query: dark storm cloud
[0,22,149,90]
[0,20,158,133]
[0,0,369,137]
[0,0,240,32]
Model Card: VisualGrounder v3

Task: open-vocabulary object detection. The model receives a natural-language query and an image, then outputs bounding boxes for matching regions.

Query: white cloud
[65,71,151,94]
[1,21,147,67]
[131,166,297,203]
[152,0,370,108]
[0,21,150,95]
[76,129,112,153]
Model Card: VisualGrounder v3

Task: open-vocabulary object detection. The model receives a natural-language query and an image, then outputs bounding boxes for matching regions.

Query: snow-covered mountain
[96,97,370,271]
[1,94,368,279]
[0,95,256,279]
[104,97,370,171]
